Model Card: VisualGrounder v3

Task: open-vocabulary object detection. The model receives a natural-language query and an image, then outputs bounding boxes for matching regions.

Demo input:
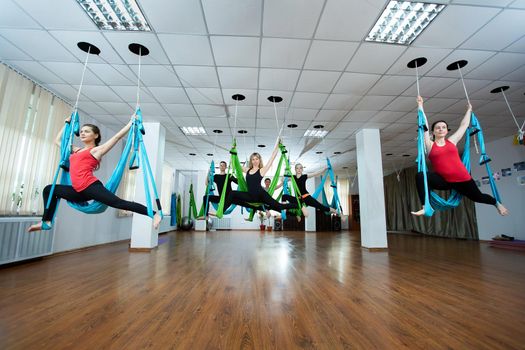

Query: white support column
[356,129,388,250]
[304,176,319,231]
[130,122,165,250]
[194,170,208,231]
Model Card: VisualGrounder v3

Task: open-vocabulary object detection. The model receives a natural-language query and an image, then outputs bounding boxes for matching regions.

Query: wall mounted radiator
[212,217,231,230]
[0,217,54,265]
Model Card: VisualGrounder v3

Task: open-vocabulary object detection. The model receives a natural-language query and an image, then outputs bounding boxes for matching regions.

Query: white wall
[52,121,132,253]
[471,135,525,240]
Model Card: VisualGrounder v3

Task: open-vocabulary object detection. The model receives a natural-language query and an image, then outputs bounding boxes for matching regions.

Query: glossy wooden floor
[1,231,525,350]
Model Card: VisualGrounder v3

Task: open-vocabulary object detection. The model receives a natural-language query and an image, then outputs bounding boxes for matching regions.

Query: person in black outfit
[282,163,337,215]
[223,137,309,217]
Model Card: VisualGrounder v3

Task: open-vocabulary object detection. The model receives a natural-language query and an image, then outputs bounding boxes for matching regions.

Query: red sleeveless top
[69,148,99,191]
[428,140,471,182]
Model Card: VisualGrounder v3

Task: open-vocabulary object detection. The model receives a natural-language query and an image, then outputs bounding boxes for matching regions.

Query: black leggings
[224,190,298,212]
[202,193,265,215]
[415,172,497,206]
[282,194,331,213]
[42,181,152,221]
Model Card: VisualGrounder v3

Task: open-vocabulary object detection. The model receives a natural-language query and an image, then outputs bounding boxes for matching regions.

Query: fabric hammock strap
[278,145,303,220]
[326,158,343,214]
[188,183,198,219]
[417,109,501,216]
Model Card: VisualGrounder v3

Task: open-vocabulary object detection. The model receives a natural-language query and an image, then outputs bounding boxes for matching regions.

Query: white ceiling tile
[199,117,231,128]
[510,0,525,8]
[323,94,361,110]
[353,96,396,111]
[7,61,63,84]
[291,92,328,109]
[403,77,457,97]
[163,104,197,117]
[465,52,525,80]
[202,0,261,35]
[261,38,310,69]
[347,43,405,75]
[46,83,81,103]
[137,103,168,116]
[422,98,460,113]
[210,36,259,67]
[174,66,219,88]
[257,105,290,118]
[88,64,136,85]
[148,87,190,103]
[474,100,510,115]
[140,0,207,34]
[15,0,95,30]
[172,116,203,126]
[0,36,31,60]
[469,81,525,100]
[452,0,513,5]
[434,79,492,99]
[461,9,525,50]
[426,49,496,78]
[315,110,347,122]
[128,65,181,87]
[226,105,257,118]
[283,108,319,121]
[185,88,223,104]
[316,0,385,41]
[304,41,359,71]
[222,89,258,105]
[158,34,214,65]
[505,35,525,53]
[41,62,103,85]
[103,32,170,65]
[49,31,124,64]
[263,0,324,38]
[440,99,489,114]
[296,71,340,93]
[217,67,258,89]
[368,75,415,95]
[0,0,41,28]
[386,48,453,76]
[193,105,227,117]
[111,86,156,103]
[333,72,381,94]
[77,85,122,102]
[259,68,300,91]
[384,96,418,112]
[77,102,110,115]
[416,5,499,48]
[0,29,76,61]
[369,111,406,123]
[96,102,133,115]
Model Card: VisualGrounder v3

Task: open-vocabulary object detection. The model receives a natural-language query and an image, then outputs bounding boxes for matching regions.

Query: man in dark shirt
[201,161,237,217]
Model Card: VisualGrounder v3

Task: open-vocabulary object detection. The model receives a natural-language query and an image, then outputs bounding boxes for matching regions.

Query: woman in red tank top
[412,96,508,217]
[28,114,162,232]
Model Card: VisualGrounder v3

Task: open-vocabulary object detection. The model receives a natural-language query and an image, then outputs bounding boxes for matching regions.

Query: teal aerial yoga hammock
[416,108,502,216]
[310,158,343,214]
[43,107,163,228]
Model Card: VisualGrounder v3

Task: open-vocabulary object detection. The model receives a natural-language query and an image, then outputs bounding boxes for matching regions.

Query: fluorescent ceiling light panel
[366,1,445,45]
[77,0,151,31]
[303,129,328,138]
[181,126,207,136]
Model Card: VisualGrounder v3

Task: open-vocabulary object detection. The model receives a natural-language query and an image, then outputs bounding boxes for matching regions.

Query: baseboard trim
[362,247,388,252]
[128,246,157,252]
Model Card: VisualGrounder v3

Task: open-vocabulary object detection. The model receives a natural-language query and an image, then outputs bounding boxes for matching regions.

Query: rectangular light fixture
[181,126,207,136]
[365,1,445,45]
[304,129,328,138]
[76,0,151,31]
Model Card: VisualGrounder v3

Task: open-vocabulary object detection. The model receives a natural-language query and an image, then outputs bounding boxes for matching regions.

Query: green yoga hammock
[42,107,163,229]
[416,108,502,216]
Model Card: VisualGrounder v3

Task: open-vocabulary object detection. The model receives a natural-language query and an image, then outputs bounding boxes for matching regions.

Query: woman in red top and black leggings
[28,115,162,232]
[412,96,508,216]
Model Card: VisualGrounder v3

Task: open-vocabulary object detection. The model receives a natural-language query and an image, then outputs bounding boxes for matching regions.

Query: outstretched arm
[91,116,133,160]
[448,102,472,145]
[260,137,280,176]
[307,166,327,179]
[417,96,433,152]
[55,116,80,152]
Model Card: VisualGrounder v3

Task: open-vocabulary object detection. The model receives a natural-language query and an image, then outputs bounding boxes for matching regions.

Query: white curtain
[160,163,174,216]
[0,64,70,215]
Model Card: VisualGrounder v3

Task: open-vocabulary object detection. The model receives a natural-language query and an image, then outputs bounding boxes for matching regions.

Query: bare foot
[296,215,302,222]
[265,210,271,219]
[27,221,50,232]
[411,208,425,216]
[329,208,337,215]
[153,213,162,229]
[301,206,309,218]
[496,203,509,216]
[196,216,207,221]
